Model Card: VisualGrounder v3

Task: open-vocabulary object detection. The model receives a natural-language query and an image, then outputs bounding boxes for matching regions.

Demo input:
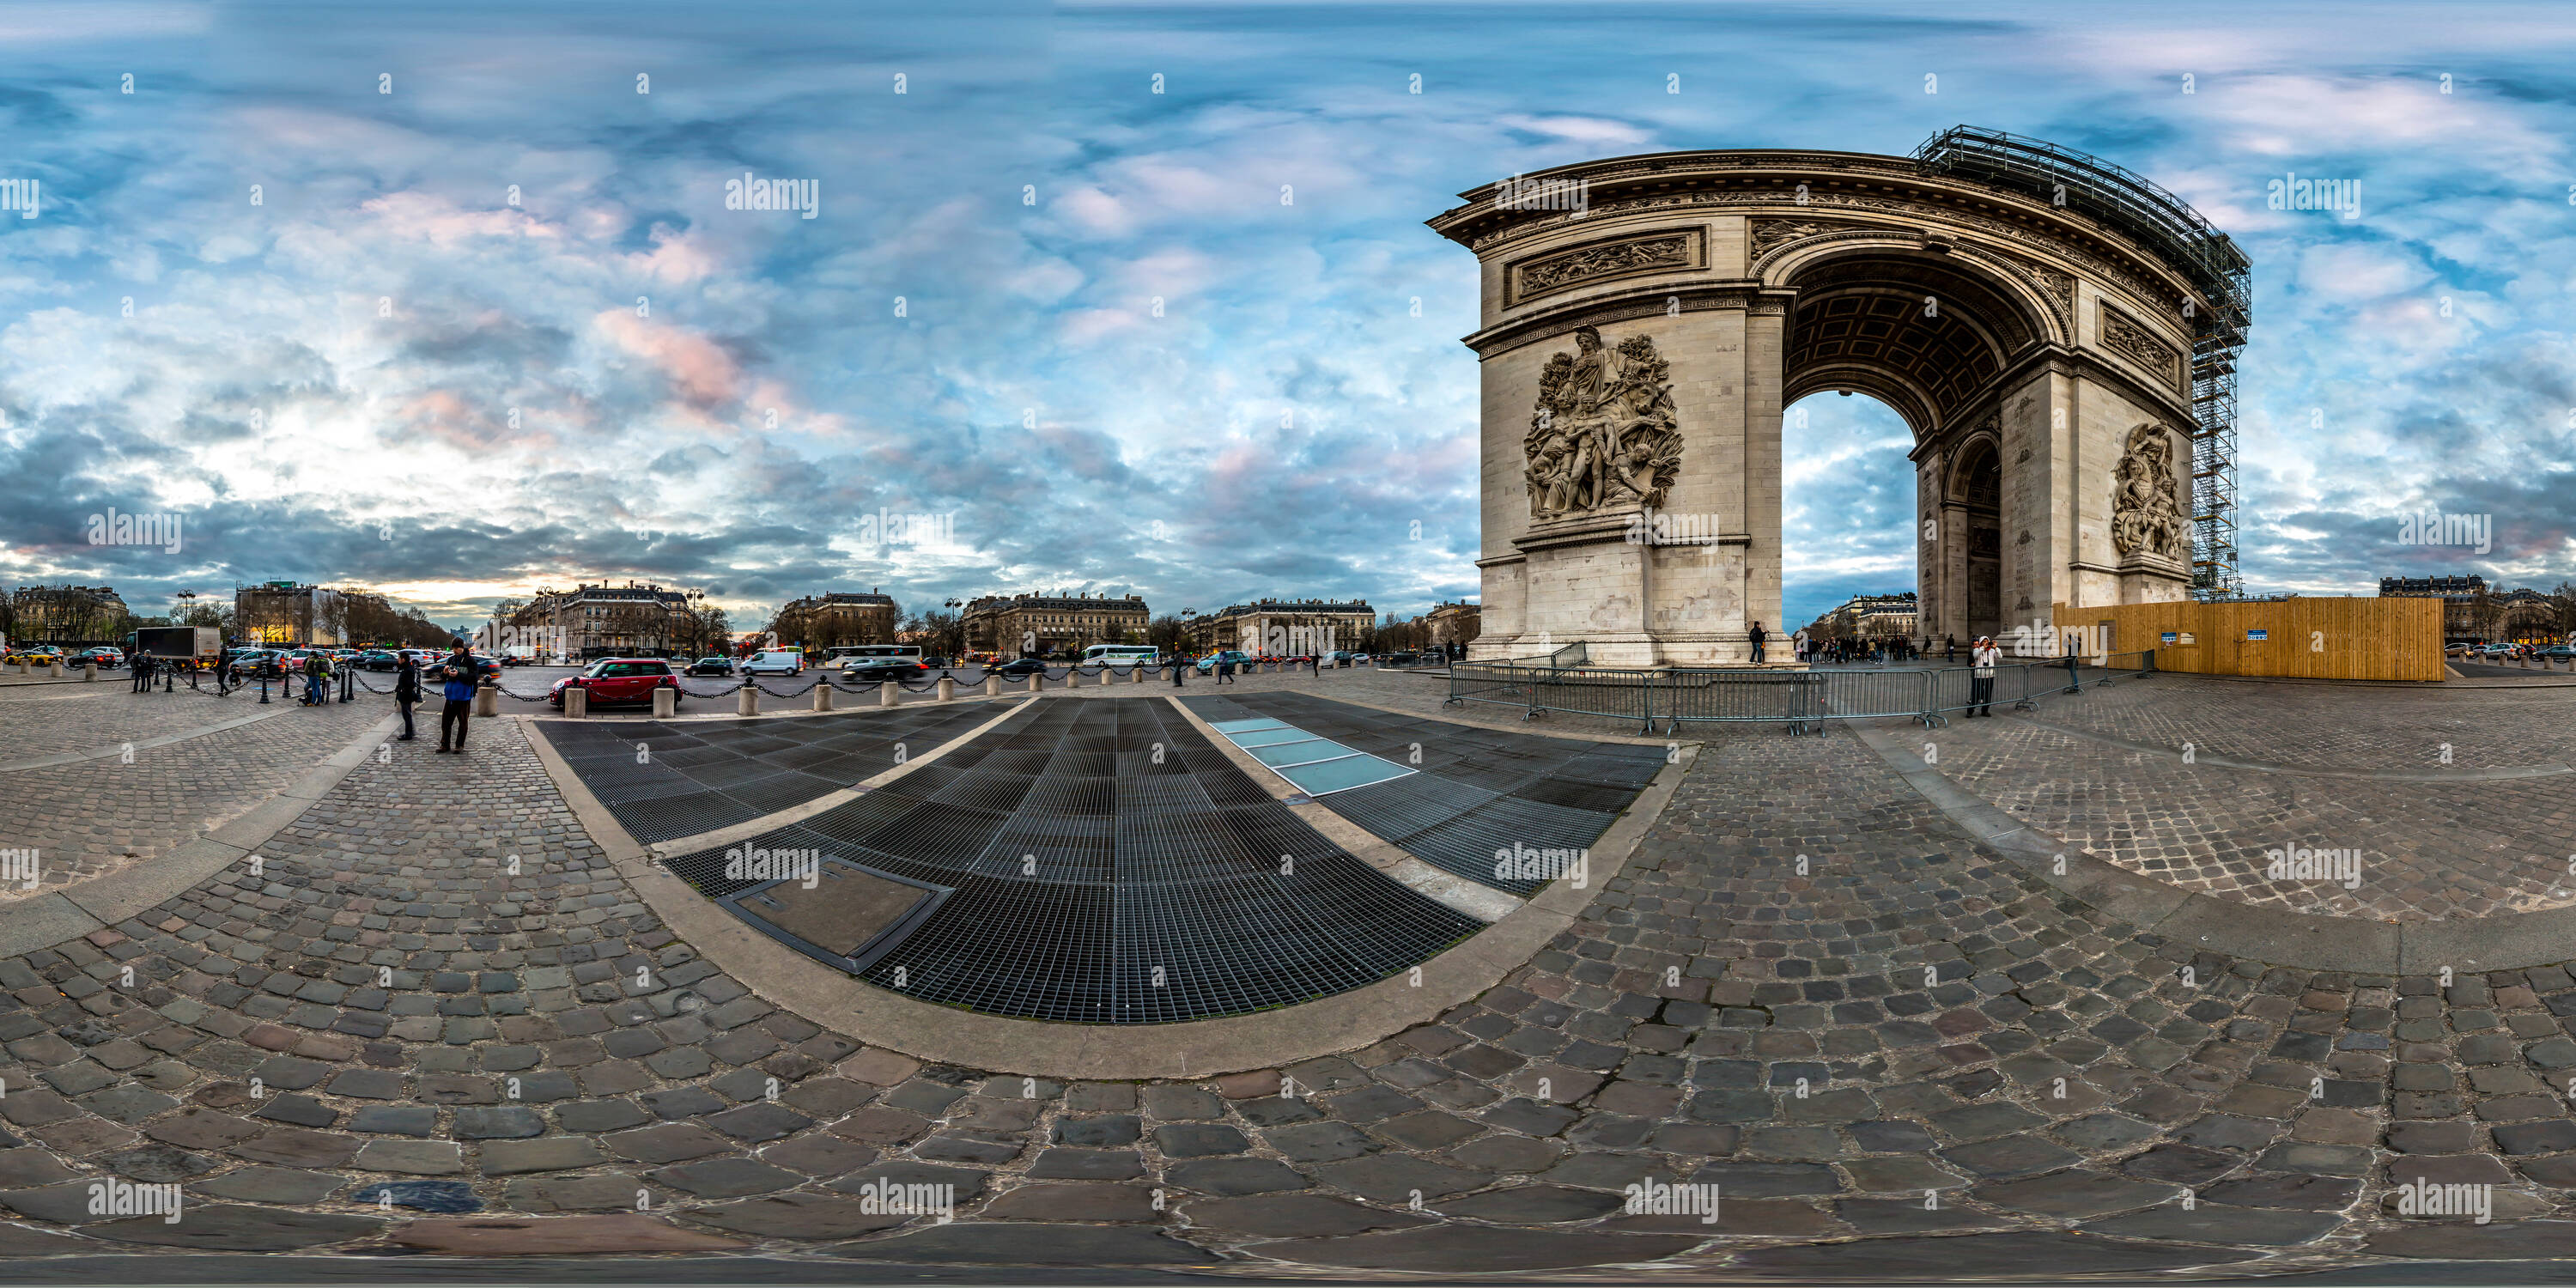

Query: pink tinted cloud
[596,310,742,410]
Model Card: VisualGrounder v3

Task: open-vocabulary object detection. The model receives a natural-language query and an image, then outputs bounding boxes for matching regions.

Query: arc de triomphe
[1432,134,2239,665]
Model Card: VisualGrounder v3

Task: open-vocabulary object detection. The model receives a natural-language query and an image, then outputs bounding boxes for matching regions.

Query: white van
[744,649,805,676]
[1081,645,1158,667]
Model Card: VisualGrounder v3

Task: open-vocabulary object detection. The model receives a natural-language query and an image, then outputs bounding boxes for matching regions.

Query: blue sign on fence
[2160,631,2178,645]
[2245,629,2269,641]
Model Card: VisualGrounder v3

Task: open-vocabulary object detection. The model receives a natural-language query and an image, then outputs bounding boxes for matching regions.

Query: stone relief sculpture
[1516,234,1692,296]
[2111,422,2185,561]
[1524,326,1683,520]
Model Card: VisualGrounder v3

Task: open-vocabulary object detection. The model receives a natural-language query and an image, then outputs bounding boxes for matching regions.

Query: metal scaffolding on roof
[1912,126,2251,598]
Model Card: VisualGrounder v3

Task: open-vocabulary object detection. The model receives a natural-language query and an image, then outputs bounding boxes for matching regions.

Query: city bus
[1080,644,1159,668]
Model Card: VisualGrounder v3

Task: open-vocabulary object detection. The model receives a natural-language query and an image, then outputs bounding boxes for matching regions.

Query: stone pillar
[473,678,498,716]
[1066,668,1082,689]
[1129,666,1144,684]
[813,680,835,711]
[738,683,759,716]
[937,677,956,702]
[82,662,96,682]
[46,659,64,678]
[879,681,898,707]
[563,686,588,717]
[1026,674,1042,693]
[653,686,677,718]
[985,675,1002,697]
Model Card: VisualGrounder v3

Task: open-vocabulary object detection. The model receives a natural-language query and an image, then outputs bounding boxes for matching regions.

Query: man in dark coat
[393,653,422,740]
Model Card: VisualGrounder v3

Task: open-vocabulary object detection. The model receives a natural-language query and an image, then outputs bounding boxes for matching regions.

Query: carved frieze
[2097,302,2182,392]
[1506,229,1704,307]
[1524,327,1683,520]
[1749,219,1833,258]
[1467,187,2185,323]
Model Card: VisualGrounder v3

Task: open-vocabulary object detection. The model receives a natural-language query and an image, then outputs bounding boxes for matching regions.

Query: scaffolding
[1913,126,2251,598]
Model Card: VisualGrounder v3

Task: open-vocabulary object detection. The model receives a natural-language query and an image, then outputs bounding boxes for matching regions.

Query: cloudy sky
[4,0,2573,633]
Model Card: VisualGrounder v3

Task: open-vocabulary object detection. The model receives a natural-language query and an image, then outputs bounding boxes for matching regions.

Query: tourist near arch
[1433,127,2248,665]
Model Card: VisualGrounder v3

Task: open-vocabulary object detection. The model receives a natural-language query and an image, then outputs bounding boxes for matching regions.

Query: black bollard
[258,671,270,703]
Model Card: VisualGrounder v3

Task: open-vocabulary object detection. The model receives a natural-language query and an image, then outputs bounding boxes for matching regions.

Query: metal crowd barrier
[1447,650,2158,734]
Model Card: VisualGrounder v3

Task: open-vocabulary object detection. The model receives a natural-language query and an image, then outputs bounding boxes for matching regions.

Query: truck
[131,626,223,662]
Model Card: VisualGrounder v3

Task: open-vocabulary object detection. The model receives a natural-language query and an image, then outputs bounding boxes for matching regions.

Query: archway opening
[1783,390,1917,649]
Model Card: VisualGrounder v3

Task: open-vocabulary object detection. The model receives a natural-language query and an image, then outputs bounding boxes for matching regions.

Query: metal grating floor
[538,702,1003,844]
[655,698,1482,1023]
[1180,692,1664,894]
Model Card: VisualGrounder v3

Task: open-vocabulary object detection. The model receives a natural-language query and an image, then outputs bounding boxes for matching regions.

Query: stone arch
[1772,240,2051,442]
[1431,142,2220,665]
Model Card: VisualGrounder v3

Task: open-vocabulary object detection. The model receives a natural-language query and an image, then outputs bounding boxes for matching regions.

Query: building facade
[1193,598,1375,655]
[1802,592,1920,642]
[234,582,347,647]
[1422,601,1483,650]
[9,585,130,645]
[2382,575,2573,645]
[505,582,694,659]
[768,591,899,652]
[963,592,1148,657]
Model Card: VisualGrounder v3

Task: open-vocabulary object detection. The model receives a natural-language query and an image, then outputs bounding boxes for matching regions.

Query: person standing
[305,650,331,705]
[1946,634,1958,664]
[394,653,422,740]
[1216,655,1235,685]
[1969,635,2001,717]
[435,644,477,753]
[1747,621,1768,665]
[131,651,150,693]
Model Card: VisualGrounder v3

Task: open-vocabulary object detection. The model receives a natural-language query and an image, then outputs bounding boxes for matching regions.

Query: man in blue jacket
[435,644,478,753]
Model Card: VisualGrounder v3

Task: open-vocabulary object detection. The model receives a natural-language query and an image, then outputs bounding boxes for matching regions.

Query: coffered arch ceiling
[1779,248,2048,440]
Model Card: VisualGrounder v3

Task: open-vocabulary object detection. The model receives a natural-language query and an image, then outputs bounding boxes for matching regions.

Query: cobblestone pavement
[0,694,384,902]
[0,682,262,762]
[3,676,2576,1277]
[2022,672,2576,771]
[1922,714,2576,921]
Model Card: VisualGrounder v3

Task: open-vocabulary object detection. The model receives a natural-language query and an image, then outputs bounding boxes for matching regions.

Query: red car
[550,658,681,709]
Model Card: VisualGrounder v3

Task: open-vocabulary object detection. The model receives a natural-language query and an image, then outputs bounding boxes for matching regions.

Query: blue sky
[4,1,2573,633]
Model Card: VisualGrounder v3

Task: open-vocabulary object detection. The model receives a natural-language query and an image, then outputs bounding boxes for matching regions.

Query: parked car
[550,658,682,709]
[67,647,125,669]
[355,650,402,671]
[743,650,805,676]
[987,657,1050,678]
[841,659,930,683]
[2537,645,2576,662]
[685,656,738,677]
[1194,649,1254,675]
